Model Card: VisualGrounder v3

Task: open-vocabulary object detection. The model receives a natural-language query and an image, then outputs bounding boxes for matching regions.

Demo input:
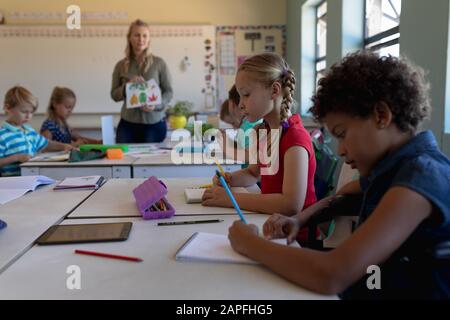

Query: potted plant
[166,101,193,129]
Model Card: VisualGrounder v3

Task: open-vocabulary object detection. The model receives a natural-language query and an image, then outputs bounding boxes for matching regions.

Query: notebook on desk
[175,232,300,265]
[0,175,55,205]
[184,187,248,204]
[53,176,105,191]
[29,151,70,162]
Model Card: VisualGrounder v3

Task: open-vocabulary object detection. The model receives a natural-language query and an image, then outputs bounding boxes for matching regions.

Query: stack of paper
[184,187,248,204]
[53,176,105,191]
[0,175,55,205]
[175,232,299,265]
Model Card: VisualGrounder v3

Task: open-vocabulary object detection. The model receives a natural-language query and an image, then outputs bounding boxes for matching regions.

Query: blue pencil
[215,170,248,224]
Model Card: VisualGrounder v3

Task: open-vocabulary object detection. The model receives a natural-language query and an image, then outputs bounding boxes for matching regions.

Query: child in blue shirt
[41,87,101,146]
[228,51,450,299]
[0,86,73,176]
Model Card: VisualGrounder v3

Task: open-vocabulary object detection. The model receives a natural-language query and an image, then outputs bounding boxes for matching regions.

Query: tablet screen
[36,222,132,245]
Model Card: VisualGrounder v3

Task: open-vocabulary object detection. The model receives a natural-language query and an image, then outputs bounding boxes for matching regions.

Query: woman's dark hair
[309,51,431,132]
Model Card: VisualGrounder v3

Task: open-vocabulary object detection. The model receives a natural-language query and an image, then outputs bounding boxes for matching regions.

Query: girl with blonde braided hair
[203,53,317,239]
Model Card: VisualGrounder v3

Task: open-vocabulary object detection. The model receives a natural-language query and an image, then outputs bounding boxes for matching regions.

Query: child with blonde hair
[0,86,73,176]
[203,53,317,219]
[41,87,101,146]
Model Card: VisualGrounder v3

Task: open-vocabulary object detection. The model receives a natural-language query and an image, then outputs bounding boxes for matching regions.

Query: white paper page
[176,232,299,265]
[0,176,54,191]
[0,189,30,205]
[57,176,102,187]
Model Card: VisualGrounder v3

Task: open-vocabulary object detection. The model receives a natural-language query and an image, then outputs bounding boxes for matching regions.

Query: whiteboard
[0,25,217,114]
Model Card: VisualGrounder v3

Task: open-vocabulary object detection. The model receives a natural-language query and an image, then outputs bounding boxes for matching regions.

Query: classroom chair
[311,128,338,201]
[305,163,361,250]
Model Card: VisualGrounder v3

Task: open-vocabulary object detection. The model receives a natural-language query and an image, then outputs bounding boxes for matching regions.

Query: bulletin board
[215,25,286,104]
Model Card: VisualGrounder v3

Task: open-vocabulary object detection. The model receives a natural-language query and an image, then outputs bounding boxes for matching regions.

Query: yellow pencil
[198,184,213,188]
[214,158,226,176]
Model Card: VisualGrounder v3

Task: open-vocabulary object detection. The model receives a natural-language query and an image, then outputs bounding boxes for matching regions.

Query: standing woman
[111,19,173,143]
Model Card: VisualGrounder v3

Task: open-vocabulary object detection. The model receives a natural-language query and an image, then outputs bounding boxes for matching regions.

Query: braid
[280,69,296,121]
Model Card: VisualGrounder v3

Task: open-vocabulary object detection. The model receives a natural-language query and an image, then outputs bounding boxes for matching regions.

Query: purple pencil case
[132,176,175,220]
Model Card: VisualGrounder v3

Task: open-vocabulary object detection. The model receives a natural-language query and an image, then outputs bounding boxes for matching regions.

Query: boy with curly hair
[227,51,450,299]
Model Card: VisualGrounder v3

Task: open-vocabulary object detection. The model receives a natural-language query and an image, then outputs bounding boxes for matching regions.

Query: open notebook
[184,187,248,204]
[53,176,105,191]
[175,232,300,265]
[29,151,70,162]
[0,175,55,205]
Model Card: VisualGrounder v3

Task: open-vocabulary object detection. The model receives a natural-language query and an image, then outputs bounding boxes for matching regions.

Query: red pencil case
[132,176,175,220]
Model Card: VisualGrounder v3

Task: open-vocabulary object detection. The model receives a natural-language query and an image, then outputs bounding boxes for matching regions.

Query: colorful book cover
[126,79,162,109]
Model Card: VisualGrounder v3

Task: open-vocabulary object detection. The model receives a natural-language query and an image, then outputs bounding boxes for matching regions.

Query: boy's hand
[212,172,232,186]
[263,214,301,245]
[228,220,259,256]
[15,154,32,163]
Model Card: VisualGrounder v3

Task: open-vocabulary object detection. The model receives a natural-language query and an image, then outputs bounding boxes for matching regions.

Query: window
[315,1,327,86]
[365,0,401,57]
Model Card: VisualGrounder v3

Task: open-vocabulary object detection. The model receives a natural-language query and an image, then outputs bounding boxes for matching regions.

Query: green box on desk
[79,144,129,153]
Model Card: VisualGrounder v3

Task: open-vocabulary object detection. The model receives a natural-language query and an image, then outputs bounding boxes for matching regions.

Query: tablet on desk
[36,222,132,245]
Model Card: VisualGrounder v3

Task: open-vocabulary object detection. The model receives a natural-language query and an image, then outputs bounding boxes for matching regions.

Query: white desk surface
[0,185,93,273]
[0,215,336,300]
[131,153,242,178]
[67,178,260,219]
[21,155,136,167]
[132,152,241,166]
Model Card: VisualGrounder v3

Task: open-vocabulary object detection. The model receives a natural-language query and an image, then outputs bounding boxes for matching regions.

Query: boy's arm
[43,140,73,152]
[336,180,361,195]
[0,154,31,167]
[230,186,432,295]
[40,129,53,140]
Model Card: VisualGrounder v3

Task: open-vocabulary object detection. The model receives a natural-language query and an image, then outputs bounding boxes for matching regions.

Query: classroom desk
[67,178,260,219]
[132,153,242,178]
[20,156,134,180]
[0,215,336,300]
[0,185,94,274]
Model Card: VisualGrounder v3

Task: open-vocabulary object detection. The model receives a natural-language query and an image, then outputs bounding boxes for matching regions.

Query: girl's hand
[129,76,146,84]
[15,154,32,163]
[212,172,232,186]
[201,186,232,207]
[262,214,301,245]
[141,104,155,112]
[228,220,259,256]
